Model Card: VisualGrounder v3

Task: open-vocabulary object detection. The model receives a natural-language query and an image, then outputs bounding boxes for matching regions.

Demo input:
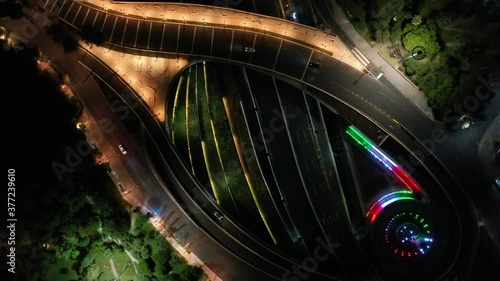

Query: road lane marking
[91,10,98,27]
[159,23,166,50]
[191,26,196,54]
[133,20,140,48]
[121,18,128,45]
[63,2,74,20]
[175,25,180,53]
[109,15,118,41]
[301,49,314,81]
[210,28,214,56]
[147,21,152,49]
[71,4,82,25]
[81,7,90,27]
[100,13,108,32]
[272,39,283,70]
[228,30,234,59]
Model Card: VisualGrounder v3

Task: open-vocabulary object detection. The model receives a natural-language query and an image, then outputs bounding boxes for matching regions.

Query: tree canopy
[402,24,441,57]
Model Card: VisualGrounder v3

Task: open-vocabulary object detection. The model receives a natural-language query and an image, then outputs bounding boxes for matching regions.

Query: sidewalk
[149,219,221,281]
[314,0,435,120]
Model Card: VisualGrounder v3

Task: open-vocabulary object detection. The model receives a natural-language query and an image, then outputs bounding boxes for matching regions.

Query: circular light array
[384,211,433,259]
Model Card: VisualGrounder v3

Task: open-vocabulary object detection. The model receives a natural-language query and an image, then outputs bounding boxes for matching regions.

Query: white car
[244,47,255,53]
[118,144,127,155]
[214,211,224,221]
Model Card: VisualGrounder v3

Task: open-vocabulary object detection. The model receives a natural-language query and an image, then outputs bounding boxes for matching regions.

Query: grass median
[171,73,191,166]
[186,65,209,186]
[197,62,238,215]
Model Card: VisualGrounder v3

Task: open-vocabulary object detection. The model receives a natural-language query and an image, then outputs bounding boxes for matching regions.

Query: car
[244,47,255,53]
[118,144,127,155]
[214,211,224,221]
[495,177,500,190]
[309,61,321,68]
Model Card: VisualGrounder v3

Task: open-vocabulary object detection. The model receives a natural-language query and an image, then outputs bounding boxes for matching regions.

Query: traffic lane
[305,54,436,140]
[193,26,213,56]
[230,30,255,63]
[77,55,314,278]
[247,71,326,256]
[101,14,116,42]
[76,77,163,204]
[275,82,347,276]
[93,10,106,31]
[162,23,179,53]
[377,75,437,139]
[111,16,126,43]
[302,97,357,240]
[252,33,281,70]
[57,0,72,19]
[238,72,309,258]
[275,81,326,198]
[136,20,150,49]
[276,82,352,244]
[122,18,139,48]
[212,28,232,59]
[148,22,164,50]
[72,4,88,27]
[63,1,79,24]
[303,94,347,205]
[274,40,310,79]
[177,24,195,54]
[82,7,98,28]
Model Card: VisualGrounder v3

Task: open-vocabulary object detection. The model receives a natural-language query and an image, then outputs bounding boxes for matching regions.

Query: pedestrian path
[109,259,119,280]
[150,218,221,280]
